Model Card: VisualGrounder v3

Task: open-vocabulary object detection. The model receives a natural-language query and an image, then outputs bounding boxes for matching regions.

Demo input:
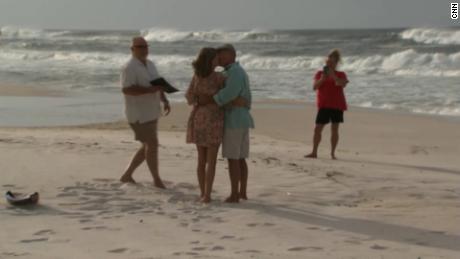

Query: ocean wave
[343,49,460,77]
[140,28,283,42]
[1,26,284,43]
[0,26,70,39]
[399,28,460,45]
[238,50,460,77]
[0,48,193,70]
[240,49,460,77]
[1,48,460,77]
[0,26,127,43]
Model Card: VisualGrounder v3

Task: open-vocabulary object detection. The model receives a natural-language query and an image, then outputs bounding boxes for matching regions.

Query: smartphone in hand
[323,66,330,76]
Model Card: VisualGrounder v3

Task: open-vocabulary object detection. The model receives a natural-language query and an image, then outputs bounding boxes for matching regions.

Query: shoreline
[2,100,459,169]
[0,99,460,131]
[1,83,460,128]
[1,98,459,129]
[0,84,65,97]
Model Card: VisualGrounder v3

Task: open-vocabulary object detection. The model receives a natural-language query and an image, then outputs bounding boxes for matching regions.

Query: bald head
[131,37,149,61]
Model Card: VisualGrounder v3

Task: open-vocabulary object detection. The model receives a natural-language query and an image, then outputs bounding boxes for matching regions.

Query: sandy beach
[1,90,460,259]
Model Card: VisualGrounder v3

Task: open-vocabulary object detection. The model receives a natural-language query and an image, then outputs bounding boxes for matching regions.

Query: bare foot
[304,153,317,159]
[331,154,337,160]
[120,175,136,184]
[201,196,212,203]
[154,181,166,189]
[240,193,248,200]
[224,195,239,203]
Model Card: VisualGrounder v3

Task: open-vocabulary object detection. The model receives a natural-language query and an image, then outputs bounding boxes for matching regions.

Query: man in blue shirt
[198,44,254,203]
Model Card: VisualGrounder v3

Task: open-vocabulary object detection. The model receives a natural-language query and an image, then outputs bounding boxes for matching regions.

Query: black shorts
[315,108,344,124]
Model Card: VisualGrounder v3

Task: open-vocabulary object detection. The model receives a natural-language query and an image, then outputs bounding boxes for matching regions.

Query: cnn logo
[453,3,459,19]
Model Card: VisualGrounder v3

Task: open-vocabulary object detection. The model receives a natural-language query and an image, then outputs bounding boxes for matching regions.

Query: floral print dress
[186,72,225,147]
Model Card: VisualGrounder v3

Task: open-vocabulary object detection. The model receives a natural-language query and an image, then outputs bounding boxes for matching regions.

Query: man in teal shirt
[199,44,254,203]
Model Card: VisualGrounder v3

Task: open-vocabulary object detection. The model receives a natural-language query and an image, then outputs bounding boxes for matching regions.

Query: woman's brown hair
[192,47,217,78]
[328,49,342,63]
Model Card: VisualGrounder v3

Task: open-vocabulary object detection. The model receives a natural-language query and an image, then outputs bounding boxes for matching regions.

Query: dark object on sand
[150,77,179,94]
[5,191,39,206]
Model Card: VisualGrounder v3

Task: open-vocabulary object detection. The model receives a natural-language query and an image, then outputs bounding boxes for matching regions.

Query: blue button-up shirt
[213,62,255,129]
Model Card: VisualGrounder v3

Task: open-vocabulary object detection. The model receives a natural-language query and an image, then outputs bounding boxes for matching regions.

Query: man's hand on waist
[197,95,216,106]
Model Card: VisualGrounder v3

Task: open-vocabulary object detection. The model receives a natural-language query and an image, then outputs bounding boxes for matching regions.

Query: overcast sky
[0,0,458,30]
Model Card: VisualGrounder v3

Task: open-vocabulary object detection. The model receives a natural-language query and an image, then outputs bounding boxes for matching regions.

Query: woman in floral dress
[186,48,225,203]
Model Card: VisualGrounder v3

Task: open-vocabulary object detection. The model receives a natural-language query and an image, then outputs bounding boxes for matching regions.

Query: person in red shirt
[305,49,349,160]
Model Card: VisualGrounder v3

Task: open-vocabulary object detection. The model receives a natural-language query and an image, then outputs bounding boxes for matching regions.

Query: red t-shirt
[314,71,348,111]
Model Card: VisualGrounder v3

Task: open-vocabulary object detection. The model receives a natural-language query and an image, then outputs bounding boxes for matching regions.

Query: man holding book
[119,36,171,188]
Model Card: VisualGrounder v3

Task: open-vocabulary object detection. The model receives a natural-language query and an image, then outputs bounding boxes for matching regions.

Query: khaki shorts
[129,120,158,143]
[222,128,249,159]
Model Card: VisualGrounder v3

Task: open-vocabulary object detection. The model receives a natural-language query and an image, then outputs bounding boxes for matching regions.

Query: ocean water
[1,26,459,121]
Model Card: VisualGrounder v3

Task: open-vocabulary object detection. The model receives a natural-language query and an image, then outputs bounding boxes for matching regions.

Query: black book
[150,77,179,94]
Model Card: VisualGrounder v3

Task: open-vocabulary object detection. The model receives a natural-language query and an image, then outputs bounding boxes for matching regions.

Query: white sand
[1,102,459,259]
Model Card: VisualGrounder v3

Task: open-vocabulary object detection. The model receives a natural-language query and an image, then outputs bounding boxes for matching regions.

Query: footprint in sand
[258,193,273,198]
[1,252,31,257]
[288,246,323,252]
[56,192,79,198]
[82,191,112,197]
[49,238,71,244]
[211,217,226,223]
[33,229,55,236]
[262,157,280,165]
[81,226,109,231]
[408,193,425,199]
[410,145,429,155]
[236,250,261,254]
[370,244,387,250]
[306,226,320,230]
[344,238,362,245]
[85,226,120,231]
[246,222,274,227]
[169,214,179,219]
[211,246,225,251]
[191,247,207,251]
[288,247,308,252]
[175,182,197,191]
[92,178,113,183]
[220,235,235,240]
[326,171,346,178]
[20,238,49,243]
[107,248,129,254]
